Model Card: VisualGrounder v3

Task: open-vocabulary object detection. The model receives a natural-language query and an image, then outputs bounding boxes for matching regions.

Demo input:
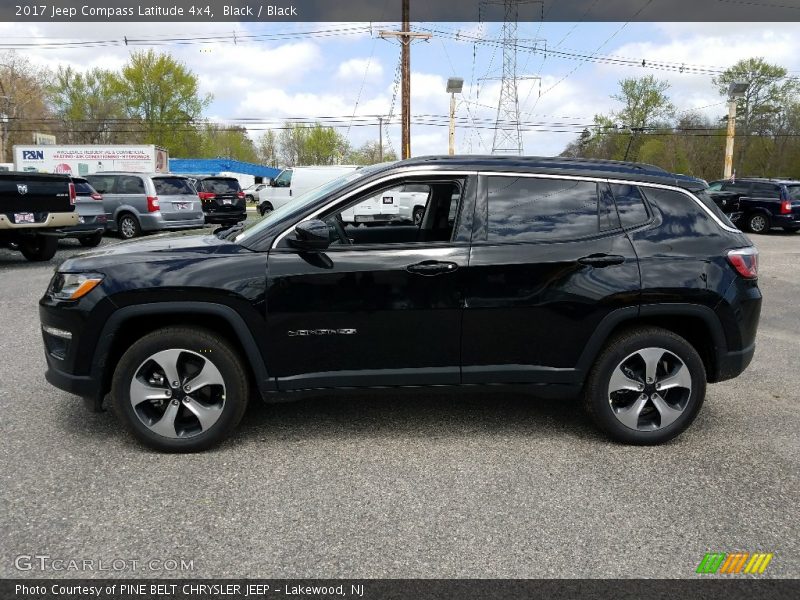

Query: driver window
[322,180,463,247]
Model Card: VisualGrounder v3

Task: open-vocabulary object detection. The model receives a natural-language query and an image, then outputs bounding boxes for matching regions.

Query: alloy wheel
[750,215,767,233]
[120,217,137,239]
[607,347,692,431]
[129,349,226,439]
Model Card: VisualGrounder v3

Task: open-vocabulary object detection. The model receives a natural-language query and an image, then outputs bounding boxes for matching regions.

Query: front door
[265,175,476,390]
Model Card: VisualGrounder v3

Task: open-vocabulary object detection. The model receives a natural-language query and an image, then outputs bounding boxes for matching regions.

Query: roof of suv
[395,155,707,190]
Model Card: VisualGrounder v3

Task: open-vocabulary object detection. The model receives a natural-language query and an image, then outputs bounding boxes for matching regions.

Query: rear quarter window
[609,184,649,227]
[787,185,800,200]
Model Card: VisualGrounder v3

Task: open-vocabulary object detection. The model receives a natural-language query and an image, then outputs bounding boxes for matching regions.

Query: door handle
[406,260,459,276]
[578,254,626,267]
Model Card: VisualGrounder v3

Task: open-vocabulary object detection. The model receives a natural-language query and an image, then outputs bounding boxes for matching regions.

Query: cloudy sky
[1,19,798,159]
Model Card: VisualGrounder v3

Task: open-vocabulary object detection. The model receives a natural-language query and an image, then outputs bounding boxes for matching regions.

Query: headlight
[51,272,105,301]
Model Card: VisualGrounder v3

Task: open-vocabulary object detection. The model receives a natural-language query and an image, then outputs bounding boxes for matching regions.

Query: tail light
[68,183,76,205]
[727,247,758,279]
[780,200,792,214]
[91,193,103,201]
[198,192,216,201]
[146,196,160,212]
[237,191,245,199]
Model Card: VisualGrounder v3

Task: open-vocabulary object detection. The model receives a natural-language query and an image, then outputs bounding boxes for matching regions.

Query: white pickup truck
[341,184,430,226]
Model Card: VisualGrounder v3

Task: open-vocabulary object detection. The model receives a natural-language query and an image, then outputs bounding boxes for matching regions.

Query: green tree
[278,122,348,166]
[112,49,211,155]
[256,130,278,166]
[346,140,398,165]
[0,51,53,161]
[714,57,800,173]
[197,124,258,162]
[611,75,674,161]
[48,66,124,144]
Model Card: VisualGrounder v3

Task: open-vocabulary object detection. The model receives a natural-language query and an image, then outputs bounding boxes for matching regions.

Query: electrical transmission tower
[489,0,541,155]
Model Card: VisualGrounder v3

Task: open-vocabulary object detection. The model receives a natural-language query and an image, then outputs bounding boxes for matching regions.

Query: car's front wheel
[111,327,250,452]
[258,202,273,216]
[584,327,706,445]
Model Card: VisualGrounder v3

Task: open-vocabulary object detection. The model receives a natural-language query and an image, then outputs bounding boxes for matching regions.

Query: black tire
[258,202,273,216]
[584,327,706,445]
[111,327,250,452]
[413,207,425,226]
[18,235,58,261]
[745,212,770,234]
[79,231,104,247]
[117,213,141,240]
[245,194,254,203]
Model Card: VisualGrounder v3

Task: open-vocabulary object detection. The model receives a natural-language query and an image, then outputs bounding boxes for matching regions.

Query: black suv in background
[708,177,800,233]
[193,176,247,225]
[39,157,761,452]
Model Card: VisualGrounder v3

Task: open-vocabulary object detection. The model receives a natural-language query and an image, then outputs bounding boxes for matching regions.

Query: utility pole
[724,82,749,179]
[380,0,431,159]
[378,116,383,162]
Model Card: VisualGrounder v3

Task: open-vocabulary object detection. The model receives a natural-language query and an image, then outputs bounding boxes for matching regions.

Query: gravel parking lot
[0,229,798,579]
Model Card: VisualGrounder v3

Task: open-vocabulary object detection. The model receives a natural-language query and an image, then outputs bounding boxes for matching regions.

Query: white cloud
[337,57,383,80]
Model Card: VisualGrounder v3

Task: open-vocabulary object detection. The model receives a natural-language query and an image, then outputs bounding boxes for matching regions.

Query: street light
[446,77,463,155]
[724,81,749,179]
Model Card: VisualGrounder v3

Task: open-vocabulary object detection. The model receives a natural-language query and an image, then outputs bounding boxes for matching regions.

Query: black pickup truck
[707,178,800,234]
[0,172,78,261]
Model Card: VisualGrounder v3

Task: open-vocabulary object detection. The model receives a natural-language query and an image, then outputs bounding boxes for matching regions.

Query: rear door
[462,175,640,385]
[153,176,203,222]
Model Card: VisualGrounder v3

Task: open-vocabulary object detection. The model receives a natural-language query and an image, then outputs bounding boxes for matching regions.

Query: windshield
[235,166,378,244]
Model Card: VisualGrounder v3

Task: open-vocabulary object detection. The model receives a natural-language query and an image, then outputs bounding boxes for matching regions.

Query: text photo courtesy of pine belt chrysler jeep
[39,157,761,452]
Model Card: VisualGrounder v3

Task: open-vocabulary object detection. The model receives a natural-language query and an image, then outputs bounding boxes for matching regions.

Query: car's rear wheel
[258,202,273,216]
[584,327,706,445]
[111,327,250,452]
[79,231,104,247]
[118,214,141,240]
[19,235,58,261]
[746,212,770,234]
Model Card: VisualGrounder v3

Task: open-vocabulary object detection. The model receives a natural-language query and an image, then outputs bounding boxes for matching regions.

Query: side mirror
[288,219,331,250]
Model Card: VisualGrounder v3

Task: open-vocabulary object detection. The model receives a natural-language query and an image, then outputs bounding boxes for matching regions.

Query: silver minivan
[85,172,205,239]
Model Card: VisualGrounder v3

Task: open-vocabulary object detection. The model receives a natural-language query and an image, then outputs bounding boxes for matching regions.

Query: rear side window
[486,177,602,242]
[117,176,145,194]
[751,183,780,197]
[85,175,115,194]
[154,177,195,195]
[199,178,241,194]
[609,184,649,227]
[787,185,800,200]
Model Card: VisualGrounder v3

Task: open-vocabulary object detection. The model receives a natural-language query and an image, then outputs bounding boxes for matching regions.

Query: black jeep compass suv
[39,157,761,452]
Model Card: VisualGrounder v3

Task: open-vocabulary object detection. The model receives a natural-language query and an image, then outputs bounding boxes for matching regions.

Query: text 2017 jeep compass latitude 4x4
[39,157,761,452]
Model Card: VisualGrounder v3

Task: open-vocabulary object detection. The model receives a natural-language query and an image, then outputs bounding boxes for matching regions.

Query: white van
[256,166,359,215]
